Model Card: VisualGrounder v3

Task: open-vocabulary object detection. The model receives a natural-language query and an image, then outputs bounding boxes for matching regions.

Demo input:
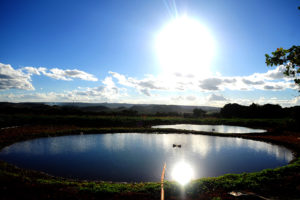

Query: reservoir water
[152,124,266,134]
[0,133,292,183]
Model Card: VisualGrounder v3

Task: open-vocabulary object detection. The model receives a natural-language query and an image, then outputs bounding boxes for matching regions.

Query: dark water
[0,133,292,182]
[152,124,266,134]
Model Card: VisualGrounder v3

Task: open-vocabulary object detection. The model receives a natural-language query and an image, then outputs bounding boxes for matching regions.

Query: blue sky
[0,0,299,107]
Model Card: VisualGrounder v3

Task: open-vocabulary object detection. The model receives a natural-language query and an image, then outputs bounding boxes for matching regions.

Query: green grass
[1,156,299,198]
[0,113,295,130]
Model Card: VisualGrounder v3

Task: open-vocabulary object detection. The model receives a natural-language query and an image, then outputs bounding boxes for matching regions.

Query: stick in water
[161,163,166,200]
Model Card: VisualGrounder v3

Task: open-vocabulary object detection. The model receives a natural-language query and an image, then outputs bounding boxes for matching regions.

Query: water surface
[0,133,292,182]
[152,124,266,134]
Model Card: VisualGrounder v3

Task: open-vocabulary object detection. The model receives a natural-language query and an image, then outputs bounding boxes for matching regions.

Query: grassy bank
[0,114,297,130]
[1,148,299,199]
[0,124,300,199]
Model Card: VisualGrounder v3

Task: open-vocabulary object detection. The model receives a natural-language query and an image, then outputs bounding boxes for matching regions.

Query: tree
[265,7,300,90]
[265,46,300,88]
[193,108,206,117]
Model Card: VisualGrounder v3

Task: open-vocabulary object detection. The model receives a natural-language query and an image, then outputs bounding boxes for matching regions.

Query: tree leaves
[265,45,300,91]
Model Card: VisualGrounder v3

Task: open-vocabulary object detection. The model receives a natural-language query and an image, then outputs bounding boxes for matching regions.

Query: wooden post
[161,163,166,200]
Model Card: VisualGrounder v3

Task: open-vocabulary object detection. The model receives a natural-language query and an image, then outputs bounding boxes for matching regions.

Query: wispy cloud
[21,66,41,75]
[38,67,98,81]
[1,88,300,107]
[109,71,166,96]
[0,84,127,103]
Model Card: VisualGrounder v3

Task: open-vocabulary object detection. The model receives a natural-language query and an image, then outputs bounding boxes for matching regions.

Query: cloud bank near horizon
[0,62,299,107]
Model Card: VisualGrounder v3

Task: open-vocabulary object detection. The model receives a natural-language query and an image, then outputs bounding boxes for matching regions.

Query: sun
[155,16,215,76]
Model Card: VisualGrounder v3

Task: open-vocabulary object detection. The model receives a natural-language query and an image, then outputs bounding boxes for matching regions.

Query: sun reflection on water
[171,161,194,185]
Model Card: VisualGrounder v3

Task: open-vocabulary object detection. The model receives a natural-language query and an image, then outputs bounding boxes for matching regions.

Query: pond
[0,133,293,183]
[152,124,266,134]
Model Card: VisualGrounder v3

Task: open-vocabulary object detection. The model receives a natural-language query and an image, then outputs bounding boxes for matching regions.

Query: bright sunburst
[171,161,194,185]
[156,16,215,76]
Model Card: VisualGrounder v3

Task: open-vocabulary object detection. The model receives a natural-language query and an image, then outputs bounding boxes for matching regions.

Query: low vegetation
[0,113,297,130]
[1,148,299,199]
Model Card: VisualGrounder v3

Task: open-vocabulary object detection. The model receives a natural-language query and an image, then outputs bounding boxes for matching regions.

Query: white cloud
[39,68,98,81]
[264,65,286,80]
[208,94,227,101]
[199,78,223,90]
[1,61,299,107]
[109,71,167,96]
[1,88,300,108]
[102,77,115,88]
[140,88,151,96]
[73,86,121,101]
[108,65,296,96]
[242,79,264,86]
[100,66,300,107]
[0,92,69,102]
[22,66,41,75]
[109,71,134,87]
[0,82,127,103]
[263,85,283,90]
[228,96,300,108]
[186,95,196,101]
[0,62,99,91]
[66,77,127,102]
[0,63,34,90]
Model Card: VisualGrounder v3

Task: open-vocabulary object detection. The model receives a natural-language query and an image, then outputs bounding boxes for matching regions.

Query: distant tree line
[0,102,138,116]
[220,103,300,119]
[155,112,181,117]
[1,102,299,119]
[0,102,217,117]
